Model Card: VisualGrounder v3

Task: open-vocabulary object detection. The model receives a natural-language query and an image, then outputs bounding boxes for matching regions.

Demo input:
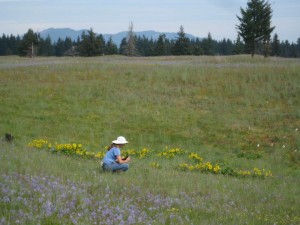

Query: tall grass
[0,55,299,224]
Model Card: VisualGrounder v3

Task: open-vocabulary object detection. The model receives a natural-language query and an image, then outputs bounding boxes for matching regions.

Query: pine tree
[0,34,8,55]
[236,0,275,57]
[64,37,73,51]
[119,37,127,55]
[173,25,190,55]
[79,28,105,56]
[18,29,39,57]
[96,34,106,55]
[155,34,166,56]
[233,34,244,54]
[271,33,280,56]
[63,37,77,57]
[191,38,203,56]
[55,38,66,56]
[297,38,300,58]
[6,34,20,55]
[218,38,234,55]
[38,35,53,56]
[105,36,118,55]
[202,32,215,55]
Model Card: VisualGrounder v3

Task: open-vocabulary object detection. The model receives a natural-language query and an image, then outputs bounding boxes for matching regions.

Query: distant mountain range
[39,28,197,47]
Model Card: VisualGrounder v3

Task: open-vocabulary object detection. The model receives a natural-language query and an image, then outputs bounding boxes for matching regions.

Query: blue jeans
[103,162,129,173]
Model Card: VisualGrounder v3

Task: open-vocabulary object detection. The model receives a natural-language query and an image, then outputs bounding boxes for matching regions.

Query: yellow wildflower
[254,167,262,176]
[213,164,221,174]
[167,208,179,212]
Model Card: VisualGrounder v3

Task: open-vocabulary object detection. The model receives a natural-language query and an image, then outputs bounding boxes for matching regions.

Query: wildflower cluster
[179,152,220,174]
[122,149,139,156]
[28,139,49,149]
[253,168,273,177]
[188,152,203,162]
[122,148,153,159]
[178,162,271,178]
[178,150,273,178]
[178,162,221,174]
[157,146,186,158]
[235,168,273,178]
[149,162,161,169]
[236,170,251,177]
[139,148,152,159]
[94,151,105,159]
[167,207,179,212]
[28,139,105,160]
[52,143,95,159]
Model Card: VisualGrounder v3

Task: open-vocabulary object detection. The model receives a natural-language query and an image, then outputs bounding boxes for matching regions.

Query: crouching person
[102,136,130,173]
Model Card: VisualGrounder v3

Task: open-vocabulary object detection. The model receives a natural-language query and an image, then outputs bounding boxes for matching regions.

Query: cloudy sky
[0,0,299,42]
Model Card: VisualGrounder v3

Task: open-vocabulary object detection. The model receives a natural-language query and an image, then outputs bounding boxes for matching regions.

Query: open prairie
[0,55,299,224]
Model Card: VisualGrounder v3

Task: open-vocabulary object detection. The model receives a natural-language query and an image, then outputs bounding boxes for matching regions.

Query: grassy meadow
[0,55,300,224]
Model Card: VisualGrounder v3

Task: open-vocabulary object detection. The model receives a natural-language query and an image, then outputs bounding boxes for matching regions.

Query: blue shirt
[103,147,121,164]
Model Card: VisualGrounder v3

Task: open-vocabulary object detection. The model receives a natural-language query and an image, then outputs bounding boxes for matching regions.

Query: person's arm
[116,155,130,164]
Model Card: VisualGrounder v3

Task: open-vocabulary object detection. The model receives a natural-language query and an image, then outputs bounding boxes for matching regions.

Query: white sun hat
[112,136,129,144]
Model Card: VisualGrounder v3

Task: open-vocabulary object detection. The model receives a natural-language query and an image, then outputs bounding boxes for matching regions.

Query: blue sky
[0,0,299,42]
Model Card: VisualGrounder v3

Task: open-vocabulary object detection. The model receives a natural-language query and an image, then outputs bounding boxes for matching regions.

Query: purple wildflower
[0,217,6,225]
[43,200,55,216]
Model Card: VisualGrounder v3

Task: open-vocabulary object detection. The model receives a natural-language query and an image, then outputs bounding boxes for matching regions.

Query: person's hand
[125,156,131,162]
[122,155,129,160]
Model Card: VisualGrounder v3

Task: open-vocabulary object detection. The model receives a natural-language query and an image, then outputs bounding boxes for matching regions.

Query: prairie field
[0,55,300,224]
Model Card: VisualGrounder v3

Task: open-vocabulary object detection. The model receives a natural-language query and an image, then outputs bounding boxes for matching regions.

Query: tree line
[1,0,299,58]
[0,28,299,58]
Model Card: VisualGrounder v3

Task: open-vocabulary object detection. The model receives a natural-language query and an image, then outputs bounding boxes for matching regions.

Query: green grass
[0,55,300,224]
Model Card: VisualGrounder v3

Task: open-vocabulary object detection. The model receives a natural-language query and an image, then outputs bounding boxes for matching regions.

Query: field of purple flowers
[1,173,195,225]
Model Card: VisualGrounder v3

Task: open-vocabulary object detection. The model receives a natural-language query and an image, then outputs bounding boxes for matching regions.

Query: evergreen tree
[0,34,8,55]
[278,42,292,58]
[297,38,300,58]
[1,34,20,55]
[271,33,280,56]
[155,34,166,56]
[218,38,234,55]
[147,38,155,56]
[202,32,215,55]
[96,34,106,55]
[135,36,145,56]
[105,36,118,55]
[79,28,105,56]
[18,29,39,57]
[119,37,127,55]
[133,35,156,56]
[173,25,190,55]
[191,38,204,56]
[164,39,173,56]
[280,40,291,58]
[63,37,77,56]
[38,35,53,56]
[10,35,21,55]
[64,37,73,51]
[233,34,244,54]
[289,43,297,58]
[55,38,66,56]
[236,0,275,57]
